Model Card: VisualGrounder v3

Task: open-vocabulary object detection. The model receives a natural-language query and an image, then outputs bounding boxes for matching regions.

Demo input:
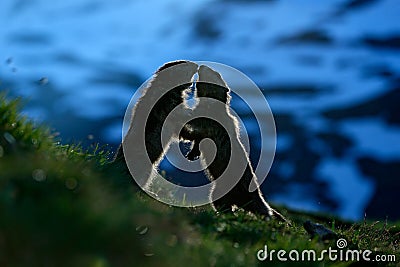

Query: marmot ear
[198,65,228,88]
[156,60,194,74]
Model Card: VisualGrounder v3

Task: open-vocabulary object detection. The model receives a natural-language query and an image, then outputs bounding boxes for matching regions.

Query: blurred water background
[1,0,399,221]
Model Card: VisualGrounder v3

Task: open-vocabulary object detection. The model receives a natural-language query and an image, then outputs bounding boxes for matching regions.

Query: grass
[0,94,399,266]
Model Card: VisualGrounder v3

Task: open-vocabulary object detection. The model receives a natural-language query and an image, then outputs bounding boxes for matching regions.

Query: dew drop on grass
[32,169,46,182]
[3,132,16,145]
[135,225,149,235]
[65,178,78,190]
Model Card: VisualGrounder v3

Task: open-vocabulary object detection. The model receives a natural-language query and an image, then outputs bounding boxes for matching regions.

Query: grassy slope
[0,95,399,267]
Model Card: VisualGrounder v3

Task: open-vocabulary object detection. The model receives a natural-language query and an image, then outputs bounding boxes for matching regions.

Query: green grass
[0,94,399,267]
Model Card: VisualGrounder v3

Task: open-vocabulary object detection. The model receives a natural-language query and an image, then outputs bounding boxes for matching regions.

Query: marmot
[181,65,285,221]
[113,60,198,189]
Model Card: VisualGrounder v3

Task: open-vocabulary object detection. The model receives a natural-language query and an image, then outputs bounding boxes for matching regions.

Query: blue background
[1,0,399,220]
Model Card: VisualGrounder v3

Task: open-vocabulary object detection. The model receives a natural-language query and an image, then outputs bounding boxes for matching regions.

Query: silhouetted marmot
[113,60,198,189]
[180,65,285,220]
